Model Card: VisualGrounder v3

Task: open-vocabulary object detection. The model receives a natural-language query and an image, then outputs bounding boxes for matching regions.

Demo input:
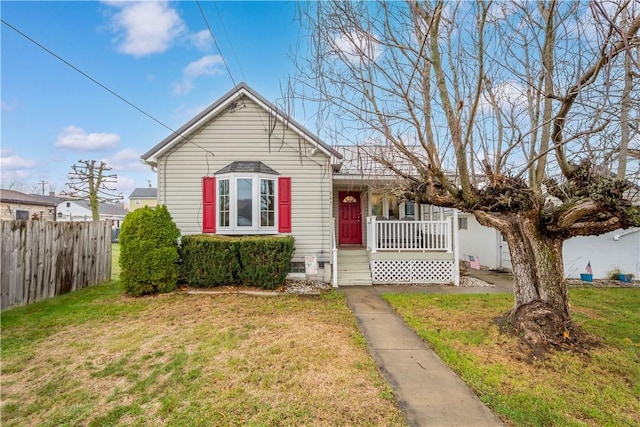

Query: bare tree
[294,0,640,347]
[62,160,122,221]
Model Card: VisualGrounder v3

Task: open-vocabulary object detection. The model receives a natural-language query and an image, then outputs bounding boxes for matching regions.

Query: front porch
[331,211,460,287]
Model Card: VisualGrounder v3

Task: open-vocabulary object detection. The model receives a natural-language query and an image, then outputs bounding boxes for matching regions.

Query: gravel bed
[459,275,495,287]
[284,279,333,294]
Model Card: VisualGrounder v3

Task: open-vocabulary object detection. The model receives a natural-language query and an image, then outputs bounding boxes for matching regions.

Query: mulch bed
[177,279,333,295]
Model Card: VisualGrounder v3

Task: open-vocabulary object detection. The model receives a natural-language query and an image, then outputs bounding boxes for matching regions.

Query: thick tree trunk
[475,211,572,347]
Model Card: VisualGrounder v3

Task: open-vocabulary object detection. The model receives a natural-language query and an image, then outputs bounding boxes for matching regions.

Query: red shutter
[278,177,291,233]
[202,177,216,233]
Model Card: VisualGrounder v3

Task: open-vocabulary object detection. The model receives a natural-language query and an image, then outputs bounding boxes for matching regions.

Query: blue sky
[1,1,302,204]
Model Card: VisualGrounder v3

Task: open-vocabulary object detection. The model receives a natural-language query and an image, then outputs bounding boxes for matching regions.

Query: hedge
[180,235,294,289]
[180,235,241,286]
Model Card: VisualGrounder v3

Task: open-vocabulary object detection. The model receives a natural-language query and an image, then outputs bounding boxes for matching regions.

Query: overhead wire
[195,0,279,143]
[212,1,248,84]
[195,0,239,89]
[0,18,215,158]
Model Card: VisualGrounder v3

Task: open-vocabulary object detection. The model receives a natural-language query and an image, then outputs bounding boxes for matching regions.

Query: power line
[195,0,240,88]
[212,1,248,84]
[0,18,214,157]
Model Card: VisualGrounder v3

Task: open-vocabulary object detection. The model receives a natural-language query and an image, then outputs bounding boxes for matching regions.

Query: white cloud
[0,148,37,170]
[332,30,383,64]
[105,1,185,57]
[55,125,121,151]
[189,29,213,51]
[1,101,16,112]
[104,147,149,172]
[480,81,528,113]
[173,55,225,95]
[116,175,137,199]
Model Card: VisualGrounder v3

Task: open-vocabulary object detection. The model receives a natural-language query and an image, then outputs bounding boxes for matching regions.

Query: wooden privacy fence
[1,220,112,310]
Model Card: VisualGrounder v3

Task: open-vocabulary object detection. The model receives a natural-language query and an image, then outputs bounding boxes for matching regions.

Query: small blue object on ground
[618,274,633,283]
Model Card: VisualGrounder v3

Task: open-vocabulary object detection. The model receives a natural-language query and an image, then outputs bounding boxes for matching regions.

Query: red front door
[339,191,362,245]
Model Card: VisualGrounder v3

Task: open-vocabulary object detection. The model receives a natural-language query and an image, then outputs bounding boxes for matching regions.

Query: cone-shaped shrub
[119,206,180,296]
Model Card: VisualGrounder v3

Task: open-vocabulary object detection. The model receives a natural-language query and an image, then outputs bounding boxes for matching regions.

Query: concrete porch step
[339,278,373,286]
[336,248,372,286]
[340,270,371,277]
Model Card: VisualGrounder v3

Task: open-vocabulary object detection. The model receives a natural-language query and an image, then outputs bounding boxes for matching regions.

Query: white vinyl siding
[156,96,332,262]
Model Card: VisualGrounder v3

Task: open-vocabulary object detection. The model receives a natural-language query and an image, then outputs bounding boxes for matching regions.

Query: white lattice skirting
[370,259,454,284]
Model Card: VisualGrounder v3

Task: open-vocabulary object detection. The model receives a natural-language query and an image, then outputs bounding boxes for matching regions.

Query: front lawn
[383,289,640,426]
[1,245,405,426]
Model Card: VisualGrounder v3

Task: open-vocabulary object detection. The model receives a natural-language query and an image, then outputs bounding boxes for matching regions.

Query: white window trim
[216,173,278,235]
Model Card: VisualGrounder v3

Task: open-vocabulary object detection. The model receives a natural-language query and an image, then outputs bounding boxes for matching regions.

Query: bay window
[203,161,289,235]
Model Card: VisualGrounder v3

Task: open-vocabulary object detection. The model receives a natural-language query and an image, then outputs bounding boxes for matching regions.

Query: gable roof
[33,194,67,205]
[129,188,157,199]
[215,161,280,176]
[142,82,342,165]
[0,189,57,207]
[63,199,129,217]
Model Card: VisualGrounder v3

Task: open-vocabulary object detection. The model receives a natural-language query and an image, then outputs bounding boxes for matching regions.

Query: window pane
[406,201,415,218]
[16,210,29,220]
[371,193,383,217]
[260,179,275,227]
[458,217,468,230]
[219,179,229,227]
[237,178,253,226]
[388,195,399,219]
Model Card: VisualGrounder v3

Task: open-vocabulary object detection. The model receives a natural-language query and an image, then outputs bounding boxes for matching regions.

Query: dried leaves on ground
[1,286,405,427]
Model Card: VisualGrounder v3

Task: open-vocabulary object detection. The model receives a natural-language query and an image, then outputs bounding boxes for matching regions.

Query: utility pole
[38,180,48,195]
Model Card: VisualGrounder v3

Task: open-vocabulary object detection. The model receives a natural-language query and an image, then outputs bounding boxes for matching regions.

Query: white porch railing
[366,216,451,253]
[331,218,338,288]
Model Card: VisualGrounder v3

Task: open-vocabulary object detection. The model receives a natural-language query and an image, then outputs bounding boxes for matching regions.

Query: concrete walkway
[340,285,504,427]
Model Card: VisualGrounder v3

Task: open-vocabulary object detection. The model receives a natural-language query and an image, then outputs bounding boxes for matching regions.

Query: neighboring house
[56,199,128,227]
[458,213,512,271]
[563,228,639,279]
[142,83,461,286]
[129,188,158,210]
[0,189,57,221]
[458,199,640,279]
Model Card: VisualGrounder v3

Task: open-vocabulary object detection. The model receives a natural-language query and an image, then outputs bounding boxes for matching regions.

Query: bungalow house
[458,184,640,280]
[56,199,128,228]
[141,83,460,286]
[0,189,57,221]
[129,187,158,210]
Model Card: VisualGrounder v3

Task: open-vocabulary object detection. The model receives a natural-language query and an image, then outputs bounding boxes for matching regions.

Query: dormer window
[202,161,291,235]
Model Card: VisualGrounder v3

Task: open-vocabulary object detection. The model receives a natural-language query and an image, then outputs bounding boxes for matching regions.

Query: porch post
[370,216,377,253]
[332,217,338,288]
[453,209,460,286]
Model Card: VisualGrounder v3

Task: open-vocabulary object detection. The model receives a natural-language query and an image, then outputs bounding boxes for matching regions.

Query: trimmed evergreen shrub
[119,206,180,296]
[180,235,241,286]
[237,236,295,289]
[179,235,295,289]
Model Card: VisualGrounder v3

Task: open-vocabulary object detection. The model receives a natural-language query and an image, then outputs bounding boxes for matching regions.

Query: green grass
[1,244,406,426]
[383,289,640,426]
